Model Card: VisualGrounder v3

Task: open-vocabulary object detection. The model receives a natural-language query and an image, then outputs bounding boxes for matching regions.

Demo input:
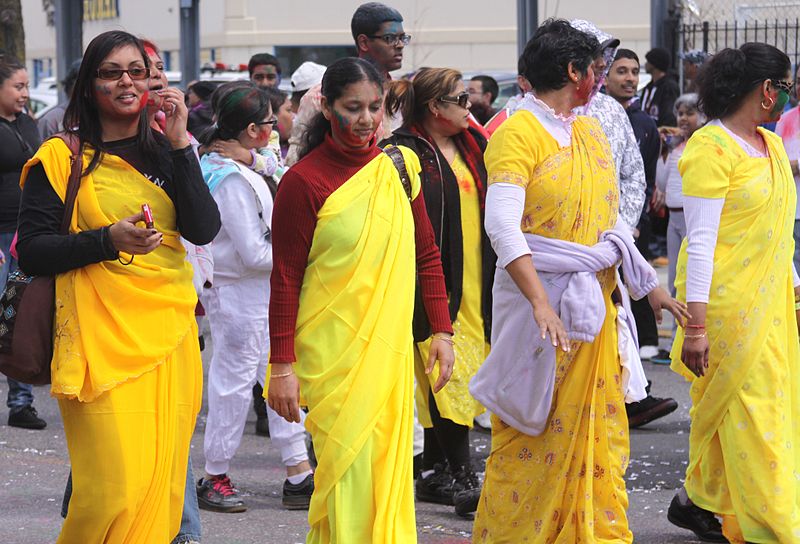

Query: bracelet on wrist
[270,371,294,379]
[431,333,454,346]
[685,324,705,329]
[685,333,706,339]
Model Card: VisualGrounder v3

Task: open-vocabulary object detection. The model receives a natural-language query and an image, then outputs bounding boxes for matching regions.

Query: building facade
[24,0,651,87]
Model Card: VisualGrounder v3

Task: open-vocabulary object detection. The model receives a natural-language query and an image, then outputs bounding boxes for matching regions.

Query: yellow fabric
[473,111,632,543]
[415,152,488,428]
[669,125,800,543]
[294,147,421,544]
[485,110,619,238]
[57,327,201,544]
[20,138,197,402]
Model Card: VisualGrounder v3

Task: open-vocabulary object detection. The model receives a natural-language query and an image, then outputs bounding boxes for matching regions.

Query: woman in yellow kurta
[668,43,800,543]
[15,31,220,542]
[267,58,455,543]
[473,20,632,542]
[382,67,495,517]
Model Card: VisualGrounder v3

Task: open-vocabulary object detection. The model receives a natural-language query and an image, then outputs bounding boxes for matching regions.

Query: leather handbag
[383,145,412,201]
[0,133,83,385]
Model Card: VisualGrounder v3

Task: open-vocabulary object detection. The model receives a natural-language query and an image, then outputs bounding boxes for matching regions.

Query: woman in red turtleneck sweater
[267,58,454,543]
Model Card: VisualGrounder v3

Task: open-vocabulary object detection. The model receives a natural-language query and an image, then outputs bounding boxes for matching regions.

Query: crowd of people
[2,1,800,543]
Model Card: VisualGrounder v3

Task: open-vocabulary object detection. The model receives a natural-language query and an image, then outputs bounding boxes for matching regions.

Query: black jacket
[641,73,680,127]
[381,126,496,343]
[0,113,41,233]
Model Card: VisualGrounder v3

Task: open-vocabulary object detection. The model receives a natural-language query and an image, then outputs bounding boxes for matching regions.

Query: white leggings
[203,281,308,476]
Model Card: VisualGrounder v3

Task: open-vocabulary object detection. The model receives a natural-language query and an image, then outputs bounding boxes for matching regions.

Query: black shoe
[651,349,672,365]
[626,394,678,428]
[8,406,46,430]
[415,463,454,506]
[282,473,314,510]
[197,475,247,513]
[413,453,423,479]
[667,493,727,542]
[451,464,481,517]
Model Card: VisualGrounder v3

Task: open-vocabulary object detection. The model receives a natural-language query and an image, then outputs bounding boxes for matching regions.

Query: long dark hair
[696,42,791,119]
[201,81,271,144]
[300,57,384,160]
[63,30,157,174]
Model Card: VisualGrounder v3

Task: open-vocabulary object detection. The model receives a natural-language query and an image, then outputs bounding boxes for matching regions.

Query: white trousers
[203,280,308,476]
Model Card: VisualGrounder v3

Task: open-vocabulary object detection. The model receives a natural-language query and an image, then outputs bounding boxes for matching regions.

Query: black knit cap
[189,81,217,102]
[645,47,671,72]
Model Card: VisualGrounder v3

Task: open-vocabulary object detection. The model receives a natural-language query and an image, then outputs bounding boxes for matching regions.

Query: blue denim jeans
[61,454,202,542]
[0,231,33,415]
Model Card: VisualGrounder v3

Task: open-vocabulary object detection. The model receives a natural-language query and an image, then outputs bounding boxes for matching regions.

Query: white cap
[291,61,327,92]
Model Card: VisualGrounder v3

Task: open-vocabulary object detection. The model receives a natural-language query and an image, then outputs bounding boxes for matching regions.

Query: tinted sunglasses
[96,67,151,81]
[438,91,470,109]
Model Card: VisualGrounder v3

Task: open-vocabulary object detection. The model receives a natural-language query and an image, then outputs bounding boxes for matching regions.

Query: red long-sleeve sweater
[269,134,453,363]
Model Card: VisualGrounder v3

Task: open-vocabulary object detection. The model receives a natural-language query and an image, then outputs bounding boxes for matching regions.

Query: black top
[640,74,680,127]
[16,132,220,276]
[0,113,42,233]
[627,99,661,203]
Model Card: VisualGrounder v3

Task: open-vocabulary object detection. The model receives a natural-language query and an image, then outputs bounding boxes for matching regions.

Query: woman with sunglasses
[382,67,494,518]
[197,81,314,514]
[666,43,800,543]
[15,30,219,542]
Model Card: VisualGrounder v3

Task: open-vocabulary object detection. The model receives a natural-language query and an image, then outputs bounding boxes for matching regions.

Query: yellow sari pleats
[474,115,631,543]
[294,149,421,543]
[670,126,800,543]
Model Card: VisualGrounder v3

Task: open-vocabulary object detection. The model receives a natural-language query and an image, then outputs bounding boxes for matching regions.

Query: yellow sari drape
[473,111,632,543]
[294,147,422,543]
[669,125,800,543]
[415,152,488,428]
[20,138,202,543]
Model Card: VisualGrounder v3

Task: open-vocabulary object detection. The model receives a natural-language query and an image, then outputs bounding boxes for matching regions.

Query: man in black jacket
[641,47,680,127]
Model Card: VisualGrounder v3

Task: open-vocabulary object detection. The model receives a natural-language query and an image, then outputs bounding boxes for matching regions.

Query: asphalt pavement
[0,266,709,543]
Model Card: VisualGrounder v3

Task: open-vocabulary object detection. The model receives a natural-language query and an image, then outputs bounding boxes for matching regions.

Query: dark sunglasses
[96,67,150,81]
[367,33,412,46]
[771,79,795,94]
[438,91,470,109]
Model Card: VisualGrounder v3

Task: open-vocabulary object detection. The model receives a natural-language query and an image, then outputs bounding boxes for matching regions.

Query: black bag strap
[52,133,83,236]
[383,145,412,202]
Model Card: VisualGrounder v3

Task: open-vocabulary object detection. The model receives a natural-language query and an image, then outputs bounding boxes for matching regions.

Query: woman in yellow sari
[668,43,800,543]
[15,31,220,542]
[267,58,455,543]
[472,19,685,542]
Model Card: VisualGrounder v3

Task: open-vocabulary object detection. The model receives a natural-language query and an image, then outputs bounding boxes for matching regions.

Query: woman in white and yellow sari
[667,43,800,544]
[471,20,686,543]
[267,58,454,543]
[15,31,220,542]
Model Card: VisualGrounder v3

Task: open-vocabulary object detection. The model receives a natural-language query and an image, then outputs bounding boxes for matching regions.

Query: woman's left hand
[647,286,691,327]
[427,335,455,393]
[158,88,190,150]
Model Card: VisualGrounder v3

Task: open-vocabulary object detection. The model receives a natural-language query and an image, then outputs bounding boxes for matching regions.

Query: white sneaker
[639,345,659,360]
[474,412,492,430]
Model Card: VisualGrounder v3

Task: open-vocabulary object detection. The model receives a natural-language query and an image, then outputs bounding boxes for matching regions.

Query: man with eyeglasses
[248,53,282,90]
[286,2,409,166]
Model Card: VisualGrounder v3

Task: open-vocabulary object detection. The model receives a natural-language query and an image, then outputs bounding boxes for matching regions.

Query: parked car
[28,89,59,119]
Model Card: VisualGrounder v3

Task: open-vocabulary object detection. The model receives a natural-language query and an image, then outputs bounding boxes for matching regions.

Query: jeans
[0,231,33,415]
[61,454,202,543]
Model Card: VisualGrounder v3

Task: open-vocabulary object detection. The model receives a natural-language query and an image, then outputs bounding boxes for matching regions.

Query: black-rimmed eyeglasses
[256,118,278,128]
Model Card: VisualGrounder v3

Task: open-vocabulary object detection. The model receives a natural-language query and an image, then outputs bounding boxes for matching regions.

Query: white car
[28,90,59,119]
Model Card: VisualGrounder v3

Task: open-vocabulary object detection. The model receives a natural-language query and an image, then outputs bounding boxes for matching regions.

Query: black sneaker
[651,349,672,365]
[626,395,678,428]
[667,493,727,542]
[451,464,481,517]
[415,463,454,506]
[282,473,314,510]
[197,475,247,513]
[252,383,269,436]
[8,406,46,430]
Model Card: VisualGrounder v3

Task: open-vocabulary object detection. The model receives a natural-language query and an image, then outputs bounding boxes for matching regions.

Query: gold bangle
[795,301,800,311]
[270,371,294,379]
[431,333,454,346]
[685,333,706,339]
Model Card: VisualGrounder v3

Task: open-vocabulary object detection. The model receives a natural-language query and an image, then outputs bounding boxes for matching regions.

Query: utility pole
[54,0,82,103]
[180,0,200,89]
[651,0,670,50]
[517,0,538,56]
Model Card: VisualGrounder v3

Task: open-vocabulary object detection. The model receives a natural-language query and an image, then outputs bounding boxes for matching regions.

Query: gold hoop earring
[761,96,775,110]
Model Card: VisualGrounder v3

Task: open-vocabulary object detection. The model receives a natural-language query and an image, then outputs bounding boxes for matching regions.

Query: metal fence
[679,18,800,63]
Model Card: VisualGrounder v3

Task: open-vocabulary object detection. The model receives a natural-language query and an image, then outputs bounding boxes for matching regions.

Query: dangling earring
[761,95,775,110]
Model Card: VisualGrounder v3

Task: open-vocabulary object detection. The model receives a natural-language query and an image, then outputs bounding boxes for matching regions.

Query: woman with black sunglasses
[15,30,219,541]
[383,67,496,518]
